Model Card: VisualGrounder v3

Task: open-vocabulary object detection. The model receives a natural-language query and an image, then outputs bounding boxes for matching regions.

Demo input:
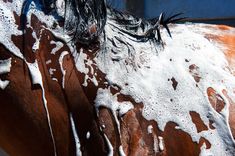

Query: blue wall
[107,0,126,11]
[107,0,235,18]
[144,0,235,19]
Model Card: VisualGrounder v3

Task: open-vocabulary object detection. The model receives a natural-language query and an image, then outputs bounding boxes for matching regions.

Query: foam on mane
[63,0,107,44]
[21,0,184,46]
[21,0,107,44]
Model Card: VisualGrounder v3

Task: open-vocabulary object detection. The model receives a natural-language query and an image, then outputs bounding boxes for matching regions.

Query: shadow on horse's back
[1,0,235,156]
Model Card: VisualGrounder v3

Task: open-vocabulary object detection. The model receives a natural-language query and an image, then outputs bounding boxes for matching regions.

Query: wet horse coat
[1,0,235,156]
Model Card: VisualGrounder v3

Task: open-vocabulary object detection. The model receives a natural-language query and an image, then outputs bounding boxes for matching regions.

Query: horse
[1,0,235,156]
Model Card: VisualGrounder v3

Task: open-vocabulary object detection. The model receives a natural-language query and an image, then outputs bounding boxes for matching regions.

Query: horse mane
[63,0,107,44]
[21,0,184,45]
[96,7,186,64]
[107,7,185,43]
[21,0,107,44]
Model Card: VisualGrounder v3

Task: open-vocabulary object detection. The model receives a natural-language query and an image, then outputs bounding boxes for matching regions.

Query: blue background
[109,0,235,19]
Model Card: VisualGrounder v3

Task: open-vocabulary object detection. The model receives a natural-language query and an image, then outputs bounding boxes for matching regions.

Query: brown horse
[1,0,235,156]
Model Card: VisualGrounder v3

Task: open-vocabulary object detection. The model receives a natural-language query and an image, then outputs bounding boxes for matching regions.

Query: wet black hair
[21,0,184,45]
[107,7,185,43]
[21,0,107,44]
[63,0,107,44]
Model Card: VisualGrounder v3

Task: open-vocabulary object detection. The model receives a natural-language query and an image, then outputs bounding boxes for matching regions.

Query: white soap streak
[0,80,9,90]
[0,58,12,90]
[26,61,57,156]
[0,58,12,74]
[49,68,57,75]
[86,131,90,139]
[46,60,52,65]
[86,60,94,75]
[52,78,59,82]
[32,29,43,53]
[95,88,134,117]
[199,143,207,156]
[104,134,114,156]
[27,61,43,85]
[91,77,98,86]
[175,126,181,130]
[86,59,99,86]
[119,146,126,156]
[72,48,89,74]
[32,31,40,52]
[50,29,71,44]
[147,125,153,134]
[158,136,164,151]
[112,109,121,134]
[70,114,82,156]
[50,41,64,55]
[82,75,89,87]
[199,143,213,156]
[59,51,69,88]
[153,134,159,153]
[82,75,99,87]
[56,0,65,17]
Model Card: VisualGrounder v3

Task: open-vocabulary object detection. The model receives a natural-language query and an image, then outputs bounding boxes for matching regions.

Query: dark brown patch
[207,87,225,113]
[189,111,208,133]
[189,64,201,83]
[185,59,190,62]
[3,0,12,3]
[163,122,201,156]
[209,120,216,130]
[171,77,178,90]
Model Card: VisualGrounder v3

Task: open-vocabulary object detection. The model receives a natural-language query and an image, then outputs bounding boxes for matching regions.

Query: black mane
[107,7,185,43]
[63,0,107,44]
[21,0,185,45]
[21,0,107,44]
